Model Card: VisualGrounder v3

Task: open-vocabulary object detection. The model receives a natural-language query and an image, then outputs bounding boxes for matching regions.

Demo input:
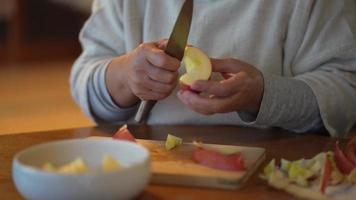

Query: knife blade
[134,0,193,123]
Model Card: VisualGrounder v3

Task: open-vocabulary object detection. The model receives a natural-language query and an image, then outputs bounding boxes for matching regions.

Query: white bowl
[12,139,151,200]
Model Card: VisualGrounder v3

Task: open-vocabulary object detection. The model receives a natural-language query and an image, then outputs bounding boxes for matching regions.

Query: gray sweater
[70,0,356,137]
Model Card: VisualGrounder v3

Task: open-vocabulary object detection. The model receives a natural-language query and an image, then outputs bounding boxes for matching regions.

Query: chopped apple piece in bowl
[12,139,150,200]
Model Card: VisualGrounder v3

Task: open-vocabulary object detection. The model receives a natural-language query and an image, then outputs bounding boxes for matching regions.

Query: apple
[180,46,212,92]
[192,147,246,171]
[165,134,183,150]
[113,124,136,142]
[346,137,356,165]
[42,158,89,174]
[334,141,355,174]
[102,155,122,172]
[320,154,332,194]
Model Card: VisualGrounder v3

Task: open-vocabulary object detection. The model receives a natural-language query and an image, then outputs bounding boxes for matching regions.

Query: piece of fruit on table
[165,134,183,150]
[192,147,246,171]
[113,124,136,142]
[334,141,355,174]
[180,46,212,92]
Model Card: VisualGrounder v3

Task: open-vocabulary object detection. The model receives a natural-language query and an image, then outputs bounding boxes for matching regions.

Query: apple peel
[192,147,246,171]
[113,124,136,142]
[320,154,332,194]
[334,141,355,174]
[346,138,356,166]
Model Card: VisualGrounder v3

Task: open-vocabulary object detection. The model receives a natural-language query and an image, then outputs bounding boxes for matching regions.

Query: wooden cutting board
[88,136,265,189]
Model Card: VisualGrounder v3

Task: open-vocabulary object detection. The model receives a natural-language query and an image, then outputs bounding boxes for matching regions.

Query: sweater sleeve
[238,72,323,134]
[239,0,356,137]
[70,0,137,124]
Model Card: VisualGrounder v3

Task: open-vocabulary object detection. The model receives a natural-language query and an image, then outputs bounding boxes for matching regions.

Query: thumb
[191,79,235,97]
[211,58,247,74]
[155,39,168,50]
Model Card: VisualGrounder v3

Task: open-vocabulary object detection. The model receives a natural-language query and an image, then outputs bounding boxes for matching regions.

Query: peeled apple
[180,46,212,91]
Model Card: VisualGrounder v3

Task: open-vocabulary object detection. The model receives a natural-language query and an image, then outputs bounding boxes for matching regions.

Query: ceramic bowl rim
[12,139,150,177]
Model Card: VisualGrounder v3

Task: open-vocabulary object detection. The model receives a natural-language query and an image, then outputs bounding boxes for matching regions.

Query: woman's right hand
[106,40,181,108]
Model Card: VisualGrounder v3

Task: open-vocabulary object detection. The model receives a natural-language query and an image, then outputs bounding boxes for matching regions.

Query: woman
[71,0,356,137]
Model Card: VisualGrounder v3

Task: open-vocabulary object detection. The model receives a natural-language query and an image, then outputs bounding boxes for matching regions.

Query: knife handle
[134,100,157,123]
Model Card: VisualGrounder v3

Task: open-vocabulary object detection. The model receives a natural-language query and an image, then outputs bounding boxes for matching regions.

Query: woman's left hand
[177,58,264,115]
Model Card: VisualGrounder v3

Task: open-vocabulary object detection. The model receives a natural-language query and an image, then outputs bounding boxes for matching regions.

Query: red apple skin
[113,125,136,142]
[192,147,246,171]
[346,148,356,166]
[320,154,332,194]
[334,141,355,174]
[179,81,200,94]
[346,138,356,166]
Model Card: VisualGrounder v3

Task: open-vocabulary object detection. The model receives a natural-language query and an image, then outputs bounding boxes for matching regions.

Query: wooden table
[1,125,355,200]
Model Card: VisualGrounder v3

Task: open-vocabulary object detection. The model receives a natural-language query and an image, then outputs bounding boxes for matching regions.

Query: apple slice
[334,141,355,174]
[113,124,136,142]
[180,46,212,92]
[165,134,183,150]
[346,137,356,165]
[102,155,122,172]
[192,147,246,171]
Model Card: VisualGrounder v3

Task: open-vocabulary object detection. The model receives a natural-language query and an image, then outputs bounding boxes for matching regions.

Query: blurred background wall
[0,0,95,134]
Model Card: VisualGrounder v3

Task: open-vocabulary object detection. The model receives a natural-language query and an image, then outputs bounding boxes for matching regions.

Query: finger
[131,82,168,101]
[155,39,168,50]
[146,64,178,84]
[210,58,247,73]
[221,72,233,79]
[139,91,167,101]
[177,90,216,115]
[141,75,174,94]
[177,90,233,115]
[129,77,153,96]
[143,43,181,71]
[156,39,193,49]
[190,77,240,97]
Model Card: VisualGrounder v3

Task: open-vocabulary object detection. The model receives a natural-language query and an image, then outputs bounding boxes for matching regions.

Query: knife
[134,0,193,123]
